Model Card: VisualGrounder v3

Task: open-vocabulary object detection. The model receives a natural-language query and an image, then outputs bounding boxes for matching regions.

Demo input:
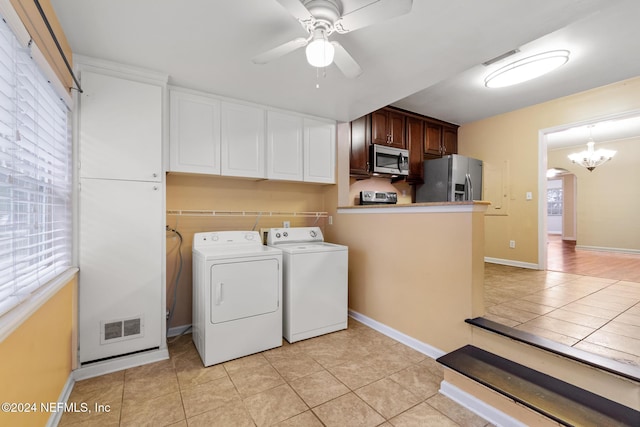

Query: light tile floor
[484,263,640,369]
[59,318,492,427]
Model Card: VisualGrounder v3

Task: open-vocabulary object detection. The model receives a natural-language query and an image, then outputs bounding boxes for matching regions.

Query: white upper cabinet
[267,111,303,181]
[79,70,162,182]
[304,118,336,184]
[220,102,266,178]
[169,90,221,175]
[167,87,335,183]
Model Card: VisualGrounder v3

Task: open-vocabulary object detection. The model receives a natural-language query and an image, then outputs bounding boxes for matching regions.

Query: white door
[79,178,163,363]
[267,111,303,181]
[221,102,265,178]
[79,71,162,182]
[210,258,280,324]
[303,118,335,183]
[169,90,221,174]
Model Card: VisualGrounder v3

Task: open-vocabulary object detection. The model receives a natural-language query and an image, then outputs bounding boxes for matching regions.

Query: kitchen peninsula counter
[326,200,488,355]
[338,200,490,213]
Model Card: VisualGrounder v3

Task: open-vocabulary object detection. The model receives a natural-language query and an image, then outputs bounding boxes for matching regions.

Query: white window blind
[0,15,72,317]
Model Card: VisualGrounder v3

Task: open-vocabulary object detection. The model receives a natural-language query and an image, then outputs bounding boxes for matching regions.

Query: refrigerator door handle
[465,173,473,201]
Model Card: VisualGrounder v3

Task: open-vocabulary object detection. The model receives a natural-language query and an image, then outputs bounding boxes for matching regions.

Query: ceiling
[51,0,640,130]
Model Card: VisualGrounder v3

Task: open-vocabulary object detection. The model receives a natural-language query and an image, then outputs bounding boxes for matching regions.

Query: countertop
[337,200,490,213]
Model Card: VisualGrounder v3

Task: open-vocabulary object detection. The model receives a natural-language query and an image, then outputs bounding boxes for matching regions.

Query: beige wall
[165,173,334,329]
[0,276,77,427]
[327,208,486,352]
[548,137,640,251]
[460,76,640,265]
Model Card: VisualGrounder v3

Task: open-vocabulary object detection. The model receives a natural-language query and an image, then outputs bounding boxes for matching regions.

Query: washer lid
[272,241,347,254]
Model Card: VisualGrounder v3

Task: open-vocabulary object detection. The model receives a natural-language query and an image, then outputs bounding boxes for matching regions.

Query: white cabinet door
[221,102,265,178]
[79,71,162,182]
[266,111,303,181]
[169,90,221,174]
[79,179,163,363]
[304,118,336,183]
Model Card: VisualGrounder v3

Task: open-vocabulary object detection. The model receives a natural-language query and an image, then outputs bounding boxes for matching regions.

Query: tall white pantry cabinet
[77,58,168,365]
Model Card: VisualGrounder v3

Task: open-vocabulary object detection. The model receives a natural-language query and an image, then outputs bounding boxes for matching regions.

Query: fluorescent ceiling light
[305,30,334,68]
[485,50,570,88]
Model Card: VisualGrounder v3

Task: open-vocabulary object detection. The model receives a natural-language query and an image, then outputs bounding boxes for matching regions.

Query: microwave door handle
[398,153,407,171]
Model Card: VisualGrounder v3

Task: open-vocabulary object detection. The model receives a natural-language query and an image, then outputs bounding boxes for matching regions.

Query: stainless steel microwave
[371,144,409,176]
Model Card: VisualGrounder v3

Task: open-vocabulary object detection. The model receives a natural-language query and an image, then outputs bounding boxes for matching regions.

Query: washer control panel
[267,227,324,245]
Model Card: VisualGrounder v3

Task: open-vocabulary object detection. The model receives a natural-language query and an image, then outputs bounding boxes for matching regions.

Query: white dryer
[192,231,282,366]
[267,227,348,343]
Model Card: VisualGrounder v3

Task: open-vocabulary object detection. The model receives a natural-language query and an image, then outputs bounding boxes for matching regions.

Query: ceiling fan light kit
[484,50,570,88]
[305,29,334,67]
[253,0,413,78]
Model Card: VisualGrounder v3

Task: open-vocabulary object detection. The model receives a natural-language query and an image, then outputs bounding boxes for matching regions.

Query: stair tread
[437,345,640,427]
[466,317,639,382]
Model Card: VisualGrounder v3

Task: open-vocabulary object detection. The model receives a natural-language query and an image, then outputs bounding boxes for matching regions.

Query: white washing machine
[267,227,348,343]
[192,231,282,366]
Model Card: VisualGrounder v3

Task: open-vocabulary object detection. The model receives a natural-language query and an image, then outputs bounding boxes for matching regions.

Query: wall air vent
[482,49,520,67]
[100,315,144,344]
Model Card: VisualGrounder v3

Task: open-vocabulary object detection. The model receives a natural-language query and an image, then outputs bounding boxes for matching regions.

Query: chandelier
[567,127,615,171]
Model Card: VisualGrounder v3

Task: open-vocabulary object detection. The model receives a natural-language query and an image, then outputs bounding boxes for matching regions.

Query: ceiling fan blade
[331,41,362,78]
[275,0,313,22]
[252,37,309,64]
[334,0,413,33]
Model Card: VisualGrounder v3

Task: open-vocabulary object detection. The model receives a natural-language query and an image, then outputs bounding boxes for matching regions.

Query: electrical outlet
[328,215,333,225]
[509,240,516,249]
[283,221,290,228]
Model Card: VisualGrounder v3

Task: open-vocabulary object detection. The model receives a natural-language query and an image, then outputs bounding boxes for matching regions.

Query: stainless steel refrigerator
[415,154,483,202]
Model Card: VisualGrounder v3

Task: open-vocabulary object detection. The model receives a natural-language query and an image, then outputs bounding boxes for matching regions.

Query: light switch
[526,191,533,200]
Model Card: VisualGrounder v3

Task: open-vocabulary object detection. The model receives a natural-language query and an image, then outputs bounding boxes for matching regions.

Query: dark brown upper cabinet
[371,108,406,149]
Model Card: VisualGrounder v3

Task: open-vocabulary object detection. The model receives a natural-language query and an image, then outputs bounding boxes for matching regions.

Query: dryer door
[210,258,280,324]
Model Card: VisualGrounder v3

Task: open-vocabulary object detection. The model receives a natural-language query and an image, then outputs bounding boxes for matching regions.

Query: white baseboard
[484,257,540,270]
[439,380,527,427]
[73,348,169,381]
[575,245,640,255]
[45,373,75,427]
[348,310,446,360]
[167,324,192,338]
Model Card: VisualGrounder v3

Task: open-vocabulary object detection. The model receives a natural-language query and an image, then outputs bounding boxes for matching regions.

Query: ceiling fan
[253,0,413,78]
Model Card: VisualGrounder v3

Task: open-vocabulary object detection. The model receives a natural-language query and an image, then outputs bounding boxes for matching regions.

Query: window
[0,15,72,317]
[547,187,563,216]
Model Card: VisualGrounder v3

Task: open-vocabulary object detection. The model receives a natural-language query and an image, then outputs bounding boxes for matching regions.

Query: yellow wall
[165,173,334,328]
[327,208,486,352]
[460,76,640,264]
[548,137,640,251]
[0,276,77,427]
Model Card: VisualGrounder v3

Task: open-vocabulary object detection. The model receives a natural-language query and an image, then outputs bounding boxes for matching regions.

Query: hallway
[483,239,640,370]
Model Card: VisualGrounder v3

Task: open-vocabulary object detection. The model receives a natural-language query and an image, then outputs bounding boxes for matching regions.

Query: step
[466,317,639,382]
[437,345,640,427]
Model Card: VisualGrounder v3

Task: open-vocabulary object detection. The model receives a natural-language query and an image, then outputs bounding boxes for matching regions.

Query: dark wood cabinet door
[405,116,424,183]
[424,122,443,156]
[442,126,458,155]
[371,110,389,145]
[350,115,370,177]
[387,110,406,148]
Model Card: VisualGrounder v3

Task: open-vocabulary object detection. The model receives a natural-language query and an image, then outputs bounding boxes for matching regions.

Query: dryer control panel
[193,231,262,249]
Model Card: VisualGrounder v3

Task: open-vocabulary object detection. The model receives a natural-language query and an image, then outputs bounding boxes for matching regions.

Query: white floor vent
[100,315,144,344]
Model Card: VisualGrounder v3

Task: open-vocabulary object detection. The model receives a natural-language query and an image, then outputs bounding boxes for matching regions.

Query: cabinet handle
[152,173,158,178]
[153,186,158,191]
